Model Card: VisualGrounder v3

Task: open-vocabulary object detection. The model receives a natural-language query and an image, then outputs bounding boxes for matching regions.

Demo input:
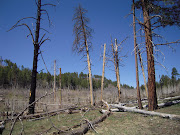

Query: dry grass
[87,104,180,135]
[3,109,102,135]
[1,86,180,135]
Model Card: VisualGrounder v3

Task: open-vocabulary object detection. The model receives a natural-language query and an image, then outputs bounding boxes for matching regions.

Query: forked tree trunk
[111,39,121,102]
[141,0,158,111]
[29,0,41,114]
[101,43,106,101]
[115,39,121,102]
[133,0,142,109]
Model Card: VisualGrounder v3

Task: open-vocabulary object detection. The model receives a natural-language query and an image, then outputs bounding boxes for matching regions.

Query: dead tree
[101,43,106,101]
[137,47,148,98]
[114,39,121,102]
[72,4,94,106]
[53,60,56,102]
[8,0,55,114]
[110,38,127,102]
[132,0,142,109]
[59,68,62,105]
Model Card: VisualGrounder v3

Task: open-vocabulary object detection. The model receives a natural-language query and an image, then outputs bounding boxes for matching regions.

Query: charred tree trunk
[29,0,41,114]
[141,0,157,111]
[133,0,142,109]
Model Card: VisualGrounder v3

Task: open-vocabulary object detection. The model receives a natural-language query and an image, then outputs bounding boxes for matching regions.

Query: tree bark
[101,43,106,101]
[53,60,56,102]
[86,45,94,106]
[115,39,121,102]
[133,0,143,109]
[29,0,41,114]
[141,0,158,111]
[59,68,62,106]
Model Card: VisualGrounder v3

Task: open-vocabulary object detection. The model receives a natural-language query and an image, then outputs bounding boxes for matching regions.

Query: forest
[0,58,120,90]
[0,57,179,91]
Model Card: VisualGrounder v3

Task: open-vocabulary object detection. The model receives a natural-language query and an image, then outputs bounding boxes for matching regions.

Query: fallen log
[110,104,180,121]
[100,109,119,114]
[142,99,180,108]
[65,111,111,135]
[163,96,180,101]
[158,100,180,108]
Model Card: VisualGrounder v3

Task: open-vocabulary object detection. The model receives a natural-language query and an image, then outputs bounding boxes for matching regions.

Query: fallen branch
[65,111,111,135]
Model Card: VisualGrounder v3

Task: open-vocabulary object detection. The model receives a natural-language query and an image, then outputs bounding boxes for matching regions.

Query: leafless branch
[40,28,51,34]
[155,39,180,46]
[39,49,50,73]
[41,3,56,7]
[8,17,36,29]
[41,9,52,26]
[8,23,35,44]
[118,36,129,47]
[39,38,50,47]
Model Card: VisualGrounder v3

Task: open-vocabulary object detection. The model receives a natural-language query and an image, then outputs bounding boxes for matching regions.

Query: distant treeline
[0,58,134,90]
[140,67,180,90]
[1,58,178,90]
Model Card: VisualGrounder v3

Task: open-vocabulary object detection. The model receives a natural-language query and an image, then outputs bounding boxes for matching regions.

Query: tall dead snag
[110,38,126,102]
[72,4,94,105]
[137,47,148,98]
[29,0,42,114]
[9,0,55,114]
[59,68,62,106]
[114,39,121,102]
[141,0,158,110]
[101,43,106,101]
[53,60,56,102]
[132,0,142,109]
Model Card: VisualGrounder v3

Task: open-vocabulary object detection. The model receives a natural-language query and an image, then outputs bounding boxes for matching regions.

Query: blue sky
[0,0,179,87]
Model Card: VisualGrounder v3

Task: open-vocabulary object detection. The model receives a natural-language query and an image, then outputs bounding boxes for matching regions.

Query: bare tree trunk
[86,43,94,106]
[53,60,56,102]
[29,0,41,114]
[59,68,62,106]
[101,43,106,101]
[137,47,148,98]
[115,39,121,102]
[141,0,157,111]
[133,0,142,109]
[80,7,94,106]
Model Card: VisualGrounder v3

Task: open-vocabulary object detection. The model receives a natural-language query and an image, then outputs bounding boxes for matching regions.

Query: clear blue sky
[0,0,180,87]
